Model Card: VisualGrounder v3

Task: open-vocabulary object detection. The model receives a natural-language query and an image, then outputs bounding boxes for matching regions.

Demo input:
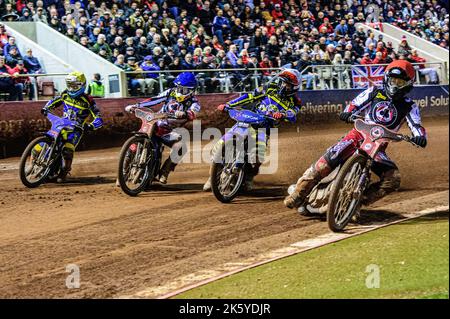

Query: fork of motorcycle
[139,141,148,165]
[353,163,371,199]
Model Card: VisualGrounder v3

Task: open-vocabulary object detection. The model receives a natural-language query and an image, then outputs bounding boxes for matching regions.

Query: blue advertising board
[297,85,449,124]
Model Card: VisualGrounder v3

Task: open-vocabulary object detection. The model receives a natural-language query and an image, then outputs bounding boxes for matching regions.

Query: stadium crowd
[0,0,447,95]
[0,22,43,100]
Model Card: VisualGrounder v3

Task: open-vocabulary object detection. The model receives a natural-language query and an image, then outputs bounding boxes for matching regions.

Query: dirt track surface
[0,117,448,298]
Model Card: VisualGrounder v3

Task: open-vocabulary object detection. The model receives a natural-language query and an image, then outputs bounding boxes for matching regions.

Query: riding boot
[284,179,317,209]
[284,165,323,209]
[57,158,72,183]
[242,163,260,192]
[159,158,177,184]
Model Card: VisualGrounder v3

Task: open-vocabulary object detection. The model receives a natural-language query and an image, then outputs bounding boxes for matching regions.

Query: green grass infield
[176,212,449,299]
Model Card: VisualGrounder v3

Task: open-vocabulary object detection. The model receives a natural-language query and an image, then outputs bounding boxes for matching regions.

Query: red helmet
[276,68,301,96]
[384,60,415,99]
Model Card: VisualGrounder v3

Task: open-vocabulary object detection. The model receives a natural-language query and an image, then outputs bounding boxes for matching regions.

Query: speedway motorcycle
[117,106,175,196]
[289,116,417,232]
[210,105,276,203]
[19,112,84,188]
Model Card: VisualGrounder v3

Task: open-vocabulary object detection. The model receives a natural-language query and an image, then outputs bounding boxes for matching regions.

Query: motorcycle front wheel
[327,153,368,232]
[117,135,155,196]
[211,139,246,203]
[19,136,54,188]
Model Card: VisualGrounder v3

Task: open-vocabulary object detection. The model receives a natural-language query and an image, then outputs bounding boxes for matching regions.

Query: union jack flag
[351,65,386,89]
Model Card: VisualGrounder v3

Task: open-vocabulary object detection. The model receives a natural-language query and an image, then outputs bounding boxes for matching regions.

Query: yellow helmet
[66,71,87,98]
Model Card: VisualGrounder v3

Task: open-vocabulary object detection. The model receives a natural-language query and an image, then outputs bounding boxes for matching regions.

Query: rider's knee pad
[313,157,333,178]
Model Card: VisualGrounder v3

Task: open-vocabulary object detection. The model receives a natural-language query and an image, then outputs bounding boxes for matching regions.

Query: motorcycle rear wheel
[327,153,367,232]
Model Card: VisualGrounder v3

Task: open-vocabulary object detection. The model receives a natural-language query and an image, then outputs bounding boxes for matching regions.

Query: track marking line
[120,195,448,299]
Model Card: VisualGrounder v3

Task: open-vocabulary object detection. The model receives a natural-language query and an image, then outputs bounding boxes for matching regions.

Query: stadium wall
[0,87,448,158]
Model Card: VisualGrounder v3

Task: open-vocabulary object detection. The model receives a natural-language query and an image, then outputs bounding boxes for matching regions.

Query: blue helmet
[173,72,197,102]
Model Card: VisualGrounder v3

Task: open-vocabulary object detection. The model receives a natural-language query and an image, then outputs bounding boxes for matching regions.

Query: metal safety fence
[1,61,446,101]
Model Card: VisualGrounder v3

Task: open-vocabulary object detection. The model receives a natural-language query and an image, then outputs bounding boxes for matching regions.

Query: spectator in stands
[91,34,112,59]
[33,7,47,24]
[23,48,42,74]
[49,15,64,33]
[65,26,79,43]
[376,42,388,60]
[1,3,18,20]
[125,45,140,63]
[298,52,314,90]
[18,8,33,22]
[0,55,21,101]
[136,36,151,57]
[226,44,239,67]
[9,59,30,100]
[371,51,386,64]
[87,73,105,98]
[408,49,440,84]
[397,35,412,56]
[5,45,21,67]
[212,9,230,44]
[79,36,91,50]
[181,53,195,70]
[125,56,142,96]
[114,54,126,69]
[365,42,377,60]
[335,19,349,36]
[110,36,125,55]
[332,53,351,89]
[360,52,373,64]
[139,55,160,95]
[0,24,8,48]
[365,31,377,48]
[2,36,20,57]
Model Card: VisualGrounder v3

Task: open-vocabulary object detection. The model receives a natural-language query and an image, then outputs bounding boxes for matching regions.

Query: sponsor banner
[297,85,449,124]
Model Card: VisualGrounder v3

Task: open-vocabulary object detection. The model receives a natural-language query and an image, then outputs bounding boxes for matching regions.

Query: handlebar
[47,112,84,131]
[351,116,417,147]
[223,105,286,120]
[127,105,181,120]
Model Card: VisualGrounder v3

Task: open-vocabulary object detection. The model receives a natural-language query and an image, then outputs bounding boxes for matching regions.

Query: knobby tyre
[327,153,367,232]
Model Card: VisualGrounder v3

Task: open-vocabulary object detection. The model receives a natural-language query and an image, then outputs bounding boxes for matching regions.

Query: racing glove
[411,136,427,148]
[83,123,95,132]
[217,104,227,112]
[41,108,48,116]
[339,112,353,123]
[125,104,139,113]
[272,112,284,120]
[174,111,186,119]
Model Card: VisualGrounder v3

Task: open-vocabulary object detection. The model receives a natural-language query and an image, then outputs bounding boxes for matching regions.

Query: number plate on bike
[237,122,250,128]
